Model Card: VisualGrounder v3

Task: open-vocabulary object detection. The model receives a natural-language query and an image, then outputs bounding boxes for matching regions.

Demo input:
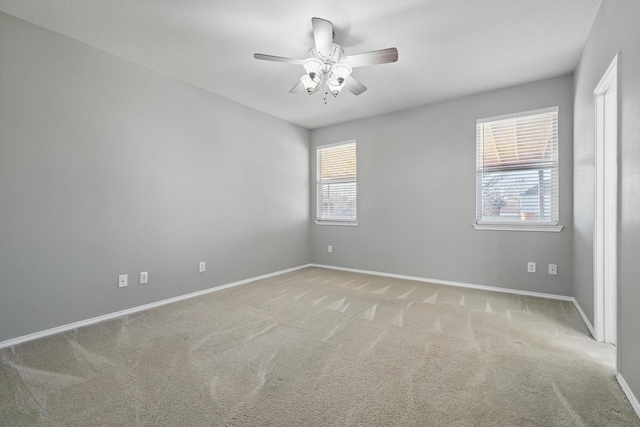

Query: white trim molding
[0,264,312,350]
[315,220,359,226]
[593,53,620,345]
[473,224,563,232]
[571,297,595,339]
[617,373,640,419]
[310,263,573,301]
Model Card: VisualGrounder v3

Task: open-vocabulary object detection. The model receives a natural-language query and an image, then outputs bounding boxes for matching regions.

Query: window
[316,141,357,225]
[475,107,562,232]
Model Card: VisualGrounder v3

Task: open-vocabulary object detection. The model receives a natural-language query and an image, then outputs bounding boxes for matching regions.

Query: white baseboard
[310,263,574,302]
[617,373,640,419]
[0,263,312,350]
[0,262,596,354]
[570,297,596,338]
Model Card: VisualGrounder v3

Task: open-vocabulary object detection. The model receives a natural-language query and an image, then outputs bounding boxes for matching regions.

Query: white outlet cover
[548,264,558,275]
[199,262,206,272]
[140,272,148,284]
[527,262,536,273]
[328,245,332,253]
[118,274,128,288]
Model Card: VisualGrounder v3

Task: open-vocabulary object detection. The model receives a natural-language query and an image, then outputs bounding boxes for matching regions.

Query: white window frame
[473,107,563,232]
[315,140,358,226]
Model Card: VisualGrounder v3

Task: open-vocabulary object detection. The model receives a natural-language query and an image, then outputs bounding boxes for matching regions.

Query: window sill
[315,220,359,227]
[473,223,563,232]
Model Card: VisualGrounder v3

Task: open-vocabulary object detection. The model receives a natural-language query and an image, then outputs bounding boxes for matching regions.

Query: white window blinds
[476,107,559,225]
[317,141,357,222]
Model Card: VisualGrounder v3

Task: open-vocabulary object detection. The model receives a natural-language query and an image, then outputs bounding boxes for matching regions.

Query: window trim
[474,106,562,233]
[315,220,359,226]
[315,140,358,226]
[472,223,563,232]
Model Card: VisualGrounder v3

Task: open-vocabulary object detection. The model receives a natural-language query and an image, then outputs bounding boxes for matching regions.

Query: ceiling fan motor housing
[309,43,345,74]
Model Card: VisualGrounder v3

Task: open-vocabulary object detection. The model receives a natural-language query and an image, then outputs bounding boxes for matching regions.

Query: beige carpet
[1,266,638,426]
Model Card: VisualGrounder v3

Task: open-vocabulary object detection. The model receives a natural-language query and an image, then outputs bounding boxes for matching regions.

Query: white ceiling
[0,0,601,129]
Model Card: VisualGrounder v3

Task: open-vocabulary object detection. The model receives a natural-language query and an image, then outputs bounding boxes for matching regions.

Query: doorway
[593,54,619,348]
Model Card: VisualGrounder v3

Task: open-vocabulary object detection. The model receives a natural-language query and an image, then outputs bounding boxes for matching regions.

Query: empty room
[1,0,639,425]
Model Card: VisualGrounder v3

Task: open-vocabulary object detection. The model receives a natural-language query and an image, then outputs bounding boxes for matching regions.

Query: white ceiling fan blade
[312,17,333,58]
[289,81,307,94]
[344,76,367,95]
[342,48,398,68]
[254,53,304,65]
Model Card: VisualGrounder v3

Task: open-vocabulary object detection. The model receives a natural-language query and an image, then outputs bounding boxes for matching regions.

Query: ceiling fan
[254,17,398,97]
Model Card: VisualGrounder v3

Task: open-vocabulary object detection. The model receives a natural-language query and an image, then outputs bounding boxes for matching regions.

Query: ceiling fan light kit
[254,17,398,99]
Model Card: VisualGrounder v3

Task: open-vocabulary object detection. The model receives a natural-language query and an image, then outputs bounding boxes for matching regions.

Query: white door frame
[593,54,619,349]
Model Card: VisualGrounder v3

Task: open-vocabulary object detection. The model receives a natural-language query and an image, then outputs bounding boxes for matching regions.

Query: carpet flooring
[1,266,638,426]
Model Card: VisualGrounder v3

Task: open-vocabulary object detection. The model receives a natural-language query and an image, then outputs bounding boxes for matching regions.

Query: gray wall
[311,75,574,295]
[0,12,310,342]
[573,0,640,403]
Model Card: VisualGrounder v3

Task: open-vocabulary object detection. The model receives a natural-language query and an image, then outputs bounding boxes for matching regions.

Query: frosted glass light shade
[328,63,352,85]
[327,79,343,97]
[303,58,323,80]
[301,75,320,94]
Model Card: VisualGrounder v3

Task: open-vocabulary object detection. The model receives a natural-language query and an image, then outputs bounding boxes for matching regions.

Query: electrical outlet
[118,274,128,288]
[199,261,206,273]
[527,262,536,273]
[548,264,558,275]
[328,245,333,253]
[140,272,148,284]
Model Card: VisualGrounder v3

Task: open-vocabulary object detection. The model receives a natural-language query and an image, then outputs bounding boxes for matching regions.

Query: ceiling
[0,0,601,129]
